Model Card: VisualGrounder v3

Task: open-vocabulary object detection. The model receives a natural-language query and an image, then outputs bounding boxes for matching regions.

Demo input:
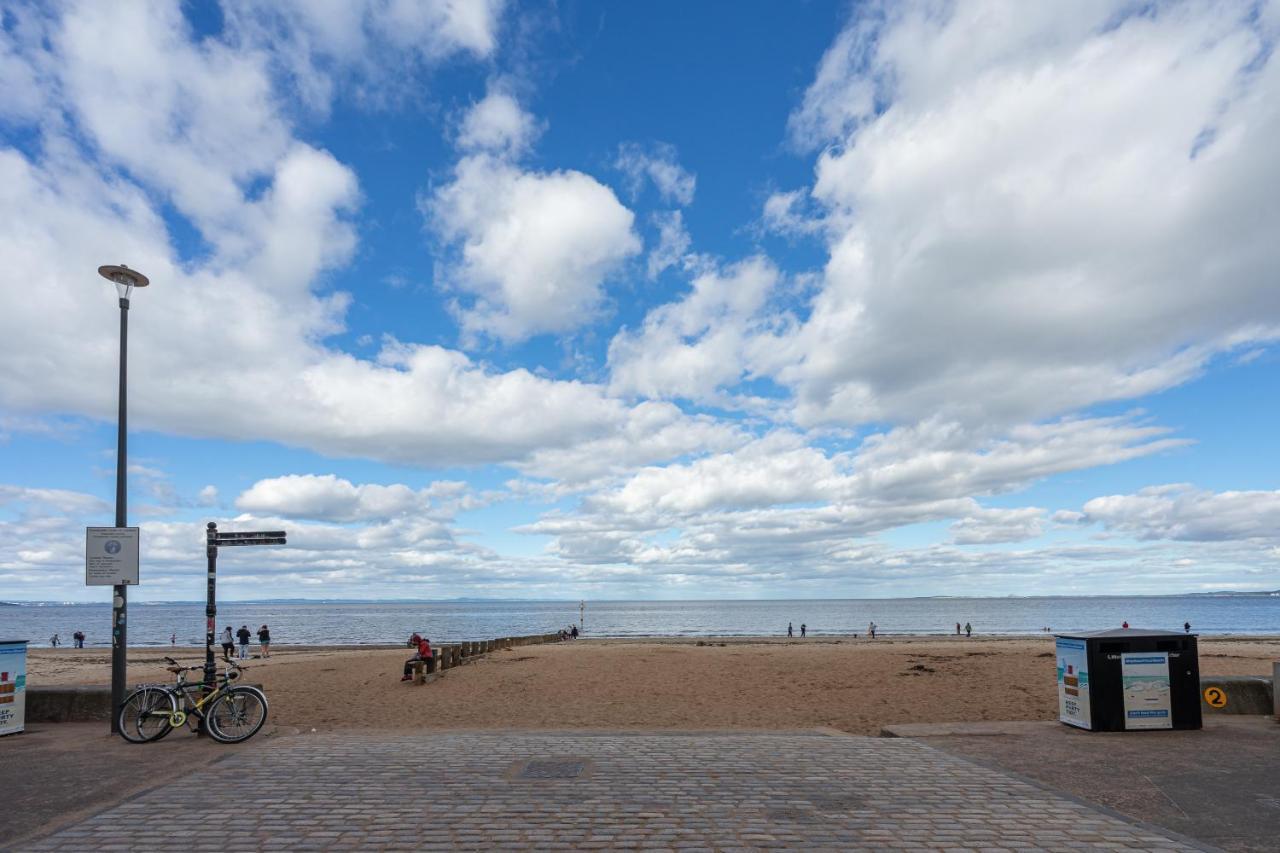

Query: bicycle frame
[143,660,248,730]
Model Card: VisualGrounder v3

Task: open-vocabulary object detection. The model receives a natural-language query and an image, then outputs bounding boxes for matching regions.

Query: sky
[1,0,1279,603]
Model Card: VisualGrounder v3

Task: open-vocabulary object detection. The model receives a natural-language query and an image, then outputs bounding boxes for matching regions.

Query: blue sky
[1,0,1278,602]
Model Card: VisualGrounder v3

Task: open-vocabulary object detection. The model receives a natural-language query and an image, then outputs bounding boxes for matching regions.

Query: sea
[2,595,1277,647]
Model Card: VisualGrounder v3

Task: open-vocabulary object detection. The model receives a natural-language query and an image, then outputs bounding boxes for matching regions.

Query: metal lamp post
[97,263,149,733]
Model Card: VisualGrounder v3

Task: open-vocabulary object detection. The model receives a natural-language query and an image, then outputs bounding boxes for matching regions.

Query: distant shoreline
[19,632,1280,650]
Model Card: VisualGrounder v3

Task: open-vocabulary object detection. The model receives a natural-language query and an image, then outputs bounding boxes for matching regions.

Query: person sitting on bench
[401,634,432,681]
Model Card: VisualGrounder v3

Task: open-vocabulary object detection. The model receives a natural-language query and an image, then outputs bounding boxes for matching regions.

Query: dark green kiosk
[1055,628,1201,732]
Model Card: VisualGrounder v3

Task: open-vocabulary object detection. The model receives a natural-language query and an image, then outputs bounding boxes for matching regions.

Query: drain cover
[515,759,588,779]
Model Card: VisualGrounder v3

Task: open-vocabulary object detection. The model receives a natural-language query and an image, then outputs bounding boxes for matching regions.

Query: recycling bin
[0,639,28,736]
[1055,629,1201,731]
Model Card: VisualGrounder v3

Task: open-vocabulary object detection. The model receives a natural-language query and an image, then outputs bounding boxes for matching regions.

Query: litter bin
[1055,629,1200,732]
[0,639,28,736]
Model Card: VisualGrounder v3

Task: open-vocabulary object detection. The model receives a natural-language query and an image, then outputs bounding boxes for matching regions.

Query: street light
[97,263,148,733]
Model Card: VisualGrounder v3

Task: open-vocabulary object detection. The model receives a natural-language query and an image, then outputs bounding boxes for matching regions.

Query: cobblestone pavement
[24,731,1198,851]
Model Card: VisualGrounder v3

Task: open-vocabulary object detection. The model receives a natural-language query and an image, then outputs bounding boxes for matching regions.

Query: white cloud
[0,485,108,518]
[771,0,1280,428]
[646,210,693,279]
[221,0,507,109]
[950,507,1045,545]
[615,142,696,206]
[0,2,728,476]
[608,256,782,401]
[197,485,219,507]
[428,154,641,343]
[1079,484,1280,542]
[235,474,469,522]
[456,86,540,156]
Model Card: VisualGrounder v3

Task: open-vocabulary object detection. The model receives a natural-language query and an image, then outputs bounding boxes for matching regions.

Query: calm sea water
[2,596,1277,647]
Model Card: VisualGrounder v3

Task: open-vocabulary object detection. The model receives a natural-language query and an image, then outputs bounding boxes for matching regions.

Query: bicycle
[117,655,268,744]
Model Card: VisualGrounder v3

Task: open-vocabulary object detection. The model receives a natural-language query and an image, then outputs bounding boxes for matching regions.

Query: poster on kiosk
[0,640,27,736]
[1056,637,1091,729]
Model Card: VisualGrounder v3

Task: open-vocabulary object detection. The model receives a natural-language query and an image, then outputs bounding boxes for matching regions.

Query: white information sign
[1056,637,1091,729]
[1121,652,1172,730]
[85,527,140,586]
[0,641,27,736]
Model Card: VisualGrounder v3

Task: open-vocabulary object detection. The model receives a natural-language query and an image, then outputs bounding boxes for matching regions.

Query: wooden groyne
[410,632,565,684]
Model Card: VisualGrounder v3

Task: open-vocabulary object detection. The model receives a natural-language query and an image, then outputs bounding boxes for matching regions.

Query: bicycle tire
[205,686,268,744]
[117,686,176,743]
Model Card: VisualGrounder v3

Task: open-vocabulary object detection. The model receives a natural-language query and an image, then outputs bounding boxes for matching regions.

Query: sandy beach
[24,635,1279,735]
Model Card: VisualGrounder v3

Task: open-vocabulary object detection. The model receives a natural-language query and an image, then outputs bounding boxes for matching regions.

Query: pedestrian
[50,633,60,648]
[787,622,794,638]
[1184,621,1191,634]
[956,622,961,636]
[73,630,85,648]
[170,632,177,646]
[571,625,579,639]
[1122,621,1129,629]
[964,622,972,638]
[401,633,432,682]
[220,626,234,659]
[236,625,251,659]
[800,623,807,638]
[868,622,876,639]
[258,624,271,658]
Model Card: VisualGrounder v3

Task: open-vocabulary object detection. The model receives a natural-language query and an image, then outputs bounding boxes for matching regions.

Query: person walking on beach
[50,633,60,648]
[787,622,794,638]
[73,631,84,648]
[1184,621,1191,633]
[170,632,177,646]
[402,634,432,681]
[258,624,271,658]
[800,623,806,638]
[964,622,972,638]
[1122,621,1130,629]
[220,626,234,659]
[236,625,251,659]
[571,625,579,639]
[868,622,876,639]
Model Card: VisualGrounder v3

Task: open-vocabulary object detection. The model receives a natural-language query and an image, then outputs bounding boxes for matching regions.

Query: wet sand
[24,636,1279,736]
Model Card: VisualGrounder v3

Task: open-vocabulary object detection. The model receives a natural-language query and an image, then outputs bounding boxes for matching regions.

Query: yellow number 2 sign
[1203,686,1228,708]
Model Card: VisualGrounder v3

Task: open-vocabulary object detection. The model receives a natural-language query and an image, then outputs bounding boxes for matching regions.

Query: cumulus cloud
[608,256,782,401]
[0,1,725,476]
[770,0,1280,428]
[428,154,641,343]
[221,0,507,109]
[456,86,541,156]
[1078,484,1280,542]
[235,474,470,522]
[615,142,696,206]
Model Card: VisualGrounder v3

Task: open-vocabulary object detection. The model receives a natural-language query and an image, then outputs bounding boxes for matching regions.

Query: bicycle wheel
[117,687,176,743]
[205,686,268,744]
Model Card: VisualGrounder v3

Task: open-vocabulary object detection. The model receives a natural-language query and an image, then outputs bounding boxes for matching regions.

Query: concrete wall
[1199,675,1273,716]
[26,686,112,722]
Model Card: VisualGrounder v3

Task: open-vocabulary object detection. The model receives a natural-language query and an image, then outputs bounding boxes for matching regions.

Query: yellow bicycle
[117,656,268,744]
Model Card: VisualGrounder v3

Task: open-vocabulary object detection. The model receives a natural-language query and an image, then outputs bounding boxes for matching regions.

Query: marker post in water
[204,523,287,694]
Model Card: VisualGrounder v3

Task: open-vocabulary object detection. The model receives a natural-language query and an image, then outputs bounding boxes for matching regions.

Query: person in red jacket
[401,634,432,681]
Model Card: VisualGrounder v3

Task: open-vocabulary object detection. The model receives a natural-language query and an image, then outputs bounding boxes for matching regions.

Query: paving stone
[25,731,1196,851]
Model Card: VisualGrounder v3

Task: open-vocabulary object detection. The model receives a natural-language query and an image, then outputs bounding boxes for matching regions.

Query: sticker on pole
[1203,686,1228,708]
[86,527,140,586]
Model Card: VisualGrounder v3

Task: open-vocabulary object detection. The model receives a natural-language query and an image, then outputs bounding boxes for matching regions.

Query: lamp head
[98,264,150,301]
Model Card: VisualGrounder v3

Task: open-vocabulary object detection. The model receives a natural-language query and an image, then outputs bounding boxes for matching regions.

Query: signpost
[203,523,287,696]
